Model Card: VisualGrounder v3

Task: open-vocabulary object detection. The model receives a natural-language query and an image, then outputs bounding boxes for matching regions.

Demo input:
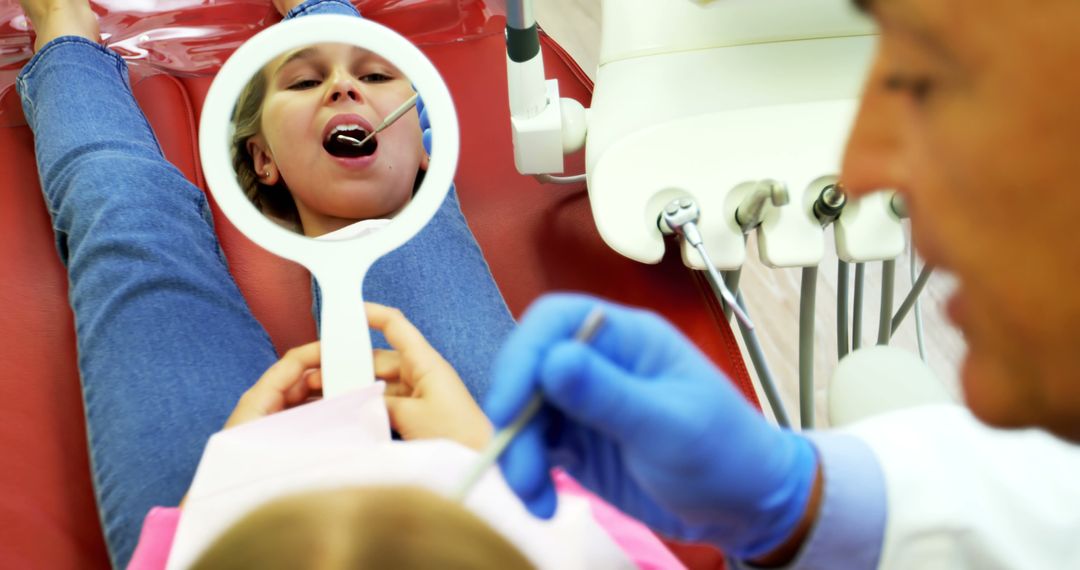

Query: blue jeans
[17,0,513,566]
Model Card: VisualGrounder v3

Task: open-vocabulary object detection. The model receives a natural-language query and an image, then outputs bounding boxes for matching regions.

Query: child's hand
[223,341,323,429]
[367,303,494,451]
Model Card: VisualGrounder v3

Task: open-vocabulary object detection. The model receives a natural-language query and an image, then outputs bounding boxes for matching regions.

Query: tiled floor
[534,0,967,427]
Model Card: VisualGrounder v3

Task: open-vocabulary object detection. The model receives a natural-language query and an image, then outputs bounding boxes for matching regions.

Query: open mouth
[324,124,378,158]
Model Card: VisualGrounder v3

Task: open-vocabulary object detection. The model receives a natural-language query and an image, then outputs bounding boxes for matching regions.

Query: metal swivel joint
[889,192,908,219]
[658,198,755,330]
[813,183,847,227]
[735,179,789,233]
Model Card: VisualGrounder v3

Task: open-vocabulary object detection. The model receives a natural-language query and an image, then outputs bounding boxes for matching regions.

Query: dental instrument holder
[813,183,846,227]
[589,0,873,270]
[834,190,906,263]
[198,16,459,398]
[736,179,789,233]
[660,198,754,330]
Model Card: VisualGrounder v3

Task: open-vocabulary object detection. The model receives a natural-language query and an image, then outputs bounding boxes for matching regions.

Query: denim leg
[364,188,515,400]
[18,38,277,568]
[284,0,360,18]
[312,188,517,401]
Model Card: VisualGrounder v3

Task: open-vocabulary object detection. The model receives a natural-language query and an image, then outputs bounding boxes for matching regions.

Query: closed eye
[360,73,393,83]
[288,78,322,90]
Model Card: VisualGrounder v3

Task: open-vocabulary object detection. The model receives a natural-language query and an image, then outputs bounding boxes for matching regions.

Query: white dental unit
[504,0,940,428]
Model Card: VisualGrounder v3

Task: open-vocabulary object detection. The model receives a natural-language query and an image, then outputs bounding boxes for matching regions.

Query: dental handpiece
[338,93,421,147]
[660,199,755,330]
[452,307,606,502]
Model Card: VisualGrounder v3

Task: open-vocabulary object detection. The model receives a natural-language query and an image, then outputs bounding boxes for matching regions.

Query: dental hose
[799,266,818,429]
[721,270,743,322]
[838,261,850,359]
[877,260,896,345]
[891,262,935,336]
[853,262,865,350]
[910,246,929,361]
[725,278,794,427]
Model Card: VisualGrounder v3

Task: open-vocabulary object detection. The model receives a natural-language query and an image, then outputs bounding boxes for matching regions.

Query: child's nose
[327,75,364,104]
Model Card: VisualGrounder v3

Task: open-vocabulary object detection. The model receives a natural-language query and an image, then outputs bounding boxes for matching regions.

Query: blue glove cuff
[735,433,820,559]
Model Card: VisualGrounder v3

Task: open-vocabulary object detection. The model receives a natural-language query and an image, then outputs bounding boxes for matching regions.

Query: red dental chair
[0,1,756,567]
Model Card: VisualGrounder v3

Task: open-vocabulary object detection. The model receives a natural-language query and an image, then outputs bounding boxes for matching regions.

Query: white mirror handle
[312,262,374,398]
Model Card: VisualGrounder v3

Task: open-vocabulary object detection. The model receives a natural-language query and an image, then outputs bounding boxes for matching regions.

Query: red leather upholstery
[0,5,753,568]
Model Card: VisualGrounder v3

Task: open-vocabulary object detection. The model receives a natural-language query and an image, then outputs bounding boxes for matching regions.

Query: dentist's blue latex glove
[416,91,433,154]
[415,91,458,201]
[484,293,820,559]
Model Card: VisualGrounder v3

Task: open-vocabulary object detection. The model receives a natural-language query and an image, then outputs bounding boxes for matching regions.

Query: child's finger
[305,369,323,391]
[284,372,314,405]
[384,394,422,435]
[253,341,321,395]
[382,380,413,398]
[365,303,442,362]
[373,348,402,381]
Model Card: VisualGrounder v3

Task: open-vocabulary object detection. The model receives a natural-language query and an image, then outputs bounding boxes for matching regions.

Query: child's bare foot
[19,0,100,52]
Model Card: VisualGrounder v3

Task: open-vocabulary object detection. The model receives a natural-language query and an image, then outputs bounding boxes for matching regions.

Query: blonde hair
[231,69,302,229]
[191,486,535,570]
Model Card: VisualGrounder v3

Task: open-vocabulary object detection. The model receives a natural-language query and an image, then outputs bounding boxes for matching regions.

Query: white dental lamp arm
[504,0,587,175]
[505,0,545,119]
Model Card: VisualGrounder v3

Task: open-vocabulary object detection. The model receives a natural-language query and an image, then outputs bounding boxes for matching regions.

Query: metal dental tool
[659,198,755,330]
[890,192,908,219]
[812,183,846,227]
[453,307,606,502]
[733,290,792,428]
[735,179,789,233]
[338,93,421,147]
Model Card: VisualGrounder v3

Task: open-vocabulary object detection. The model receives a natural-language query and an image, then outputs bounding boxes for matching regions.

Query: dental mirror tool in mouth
[335,93,419,149]
[200,15,459,398]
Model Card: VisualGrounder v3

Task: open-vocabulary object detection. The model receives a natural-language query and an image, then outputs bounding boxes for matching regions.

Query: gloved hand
[416,90,433,155]
[415,90,455,198]
[483,293,819,559]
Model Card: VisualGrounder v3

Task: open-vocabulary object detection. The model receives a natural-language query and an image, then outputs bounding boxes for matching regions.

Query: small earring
[264,169,271,178]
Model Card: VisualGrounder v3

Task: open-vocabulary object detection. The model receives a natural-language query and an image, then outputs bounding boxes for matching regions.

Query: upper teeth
[328,124,367,141]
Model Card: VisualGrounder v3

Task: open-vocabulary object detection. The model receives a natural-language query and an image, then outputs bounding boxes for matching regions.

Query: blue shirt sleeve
[285,0,361,20]
[739,432,887,570]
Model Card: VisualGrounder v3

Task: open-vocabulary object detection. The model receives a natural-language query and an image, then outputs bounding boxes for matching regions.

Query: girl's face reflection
[249,43,427,237]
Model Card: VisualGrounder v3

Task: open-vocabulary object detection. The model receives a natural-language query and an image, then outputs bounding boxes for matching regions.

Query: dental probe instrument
[452,307,606,502]
[337,93,420,147]
[660,199,755,330]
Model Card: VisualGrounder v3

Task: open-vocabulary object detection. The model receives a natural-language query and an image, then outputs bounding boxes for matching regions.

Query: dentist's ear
[247,135,280,185]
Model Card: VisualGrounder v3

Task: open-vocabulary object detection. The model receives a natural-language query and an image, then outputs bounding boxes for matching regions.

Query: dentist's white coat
[845,404,1080,569]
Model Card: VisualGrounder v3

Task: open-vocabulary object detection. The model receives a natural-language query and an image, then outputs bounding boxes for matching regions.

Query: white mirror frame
[199,15,459,398]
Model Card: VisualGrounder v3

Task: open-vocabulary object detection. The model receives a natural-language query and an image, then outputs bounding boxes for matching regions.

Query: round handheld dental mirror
[200,15,458,398]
